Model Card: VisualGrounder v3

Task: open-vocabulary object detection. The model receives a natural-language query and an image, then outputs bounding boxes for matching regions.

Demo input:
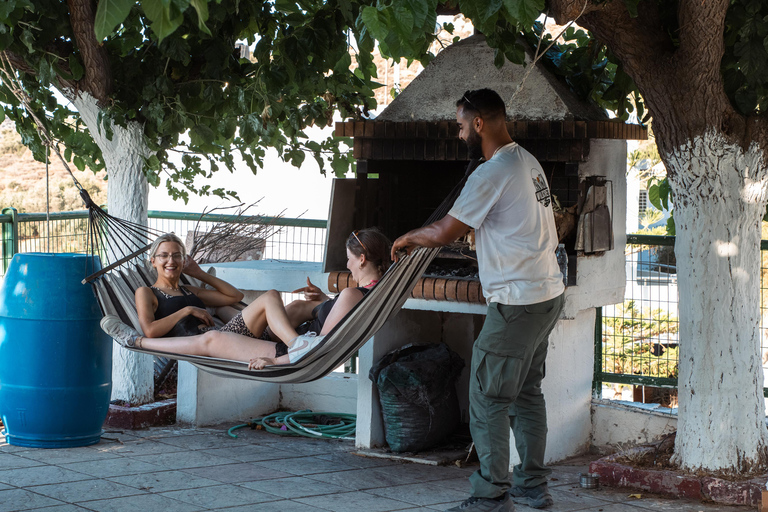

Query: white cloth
[448,142,565,305]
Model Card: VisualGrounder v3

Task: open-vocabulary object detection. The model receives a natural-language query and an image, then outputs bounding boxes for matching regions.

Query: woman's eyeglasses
[155,252,183,262]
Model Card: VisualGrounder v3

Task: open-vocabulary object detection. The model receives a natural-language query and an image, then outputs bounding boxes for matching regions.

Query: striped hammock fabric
[89,159,480,383]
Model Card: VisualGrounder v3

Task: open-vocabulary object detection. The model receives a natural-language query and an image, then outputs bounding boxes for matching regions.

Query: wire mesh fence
[596,234,768,406]
[0,209,327,274]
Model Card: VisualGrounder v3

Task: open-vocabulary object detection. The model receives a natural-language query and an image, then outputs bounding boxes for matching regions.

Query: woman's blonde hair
[148,233,186,261]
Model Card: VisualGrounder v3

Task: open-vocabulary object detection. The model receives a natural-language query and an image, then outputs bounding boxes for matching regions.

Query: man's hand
[390,215,471,263]
[391,234,415,263]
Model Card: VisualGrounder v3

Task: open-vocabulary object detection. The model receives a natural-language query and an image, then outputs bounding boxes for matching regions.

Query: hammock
[87,159,480,383]
[1,56,481,383]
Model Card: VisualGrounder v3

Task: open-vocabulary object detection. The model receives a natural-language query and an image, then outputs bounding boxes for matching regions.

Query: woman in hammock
[100,228,391,369]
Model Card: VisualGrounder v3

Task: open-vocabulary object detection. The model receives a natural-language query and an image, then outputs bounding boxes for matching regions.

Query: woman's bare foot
[248,357,275,370]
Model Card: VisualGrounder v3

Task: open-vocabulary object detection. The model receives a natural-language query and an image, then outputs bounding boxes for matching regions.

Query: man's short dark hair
[456,89,506,120]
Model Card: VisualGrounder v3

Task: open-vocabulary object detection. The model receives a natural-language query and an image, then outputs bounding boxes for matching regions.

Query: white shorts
[287,333,325,363]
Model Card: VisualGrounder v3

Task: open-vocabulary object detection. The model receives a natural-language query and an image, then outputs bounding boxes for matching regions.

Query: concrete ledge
[104,399,177,430]
[590,450,764,507]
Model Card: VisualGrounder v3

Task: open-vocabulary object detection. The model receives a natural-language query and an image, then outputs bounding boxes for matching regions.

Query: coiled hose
[227,410,357,441]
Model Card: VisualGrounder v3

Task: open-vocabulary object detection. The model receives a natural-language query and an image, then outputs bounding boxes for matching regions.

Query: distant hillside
[0,122,106,213]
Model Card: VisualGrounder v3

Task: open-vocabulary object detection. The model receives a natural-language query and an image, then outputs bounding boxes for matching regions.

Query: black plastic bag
[369,343,465,452]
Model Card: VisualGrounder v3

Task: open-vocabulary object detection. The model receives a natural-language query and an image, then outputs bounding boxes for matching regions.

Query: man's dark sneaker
[508,482,553,509]
[446,494,514,511]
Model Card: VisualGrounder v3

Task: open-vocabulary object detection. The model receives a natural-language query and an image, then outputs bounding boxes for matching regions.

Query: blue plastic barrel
[0,253,112,448]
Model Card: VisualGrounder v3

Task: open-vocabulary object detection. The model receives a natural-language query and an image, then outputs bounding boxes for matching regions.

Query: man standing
[391,89,565,512]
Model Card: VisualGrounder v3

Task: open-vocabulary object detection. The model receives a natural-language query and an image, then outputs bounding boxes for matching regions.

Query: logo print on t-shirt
[531,170,551,207]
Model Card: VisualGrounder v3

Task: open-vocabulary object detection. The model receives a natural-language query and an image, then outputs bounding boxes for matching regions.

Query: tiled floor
[0,425,745,511]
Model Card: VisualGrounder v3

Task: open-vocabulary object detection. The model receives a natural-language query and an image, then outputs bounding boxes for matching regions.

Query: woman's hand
[248,357,274,370]
[182,255,205,279]
[184,306,214,327]
[292,277,328,302]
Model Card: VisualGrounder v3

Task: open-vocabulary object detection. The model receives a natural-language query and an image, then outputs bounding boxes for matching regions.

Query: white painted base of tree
[668,131,768,473]
[69,91,154,404]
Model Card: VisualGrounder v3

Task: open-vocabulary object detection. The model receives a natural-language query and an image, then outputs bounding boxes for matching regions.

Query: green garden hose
[227,410,357,440]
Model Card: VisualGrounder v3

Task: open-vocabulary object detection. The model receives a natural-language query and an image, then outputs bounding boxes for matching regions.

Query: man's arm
[391,215,470,262]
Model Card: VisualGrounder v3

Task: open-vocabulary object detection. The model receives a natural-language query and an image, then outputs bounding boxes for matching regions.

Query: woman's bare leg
[240,290,302,345]
[140,330,279,361]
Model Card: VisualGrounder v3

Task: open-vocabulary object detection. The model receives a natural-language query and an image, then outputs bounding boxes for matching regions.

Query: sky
[148,125,346,221]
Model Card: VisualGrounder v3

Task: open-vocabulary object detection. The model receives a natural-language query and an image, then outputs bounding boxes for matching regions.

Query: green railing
[0,208,328,273]
[595,234,768,402]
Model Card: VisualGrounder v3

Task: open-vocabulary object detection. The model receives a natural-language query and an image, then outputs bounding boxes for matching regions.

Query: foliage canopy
[0,0,766,203]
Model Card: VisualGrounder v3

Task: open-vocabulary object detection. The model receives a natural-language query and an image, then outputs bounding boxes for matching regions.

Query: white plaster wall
[564,139,628,318]
[591,400,677,450]
[281,373,358,414]
[534,309,596,464]
[176,362,280,426]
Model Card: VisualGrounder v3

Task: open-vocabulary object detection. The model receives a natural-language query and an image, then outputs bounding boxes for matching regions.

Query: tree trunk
[69,92,154,405]
[667,130,768,473]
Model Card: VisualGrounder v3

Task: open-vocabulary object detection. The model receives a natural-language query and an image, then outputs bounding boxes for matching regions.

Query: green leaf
[361,6,389,42]
[68,54,84,80]
[142,0,184,42]
[20,28,35,53]
[94,0,135,41]
[647,182,662,211]
[623,0,640,18]
[188,0,211,35]
[501,0,543,26]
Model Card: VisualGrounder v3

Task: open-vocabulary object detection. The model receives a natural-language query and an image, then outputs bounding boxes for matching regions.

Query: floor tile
[210,500,325,512]
[160,484,281,509]
[295,490,414,511]
[371,463,472,483]
[132,450,240,470]
[305,467,419,491]
[240,475,351,498]
[24,505,92,512]
[629,496,744,511]
[30,479,146,503]
[95,439,189,456]
[0,452,46,470]
[0,466,92,487]
[251,455,357,476]
[82,493,204,512]
[152,433,250,451]
[60,457,164,478]
[182,462,294,483]
[200,444,305,462]
[368,482,469,507]
[107,470,222,492]
[317,451,402,468]
[0,489,63,512]
[13,447,121,465]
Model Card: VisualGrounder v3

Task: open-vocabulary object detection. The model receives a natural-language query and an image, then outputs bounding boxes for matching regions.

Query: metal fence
[0,208,327,274]
[594,234,768,402]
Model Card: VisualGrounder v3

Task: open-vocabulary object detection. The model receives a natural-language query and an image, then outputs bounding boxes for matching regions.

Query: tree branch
[66,0,112,104]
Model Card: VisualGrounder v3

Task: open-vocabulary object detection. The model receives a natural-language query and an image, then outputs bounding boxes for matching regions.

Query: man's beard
[465,130,483,160]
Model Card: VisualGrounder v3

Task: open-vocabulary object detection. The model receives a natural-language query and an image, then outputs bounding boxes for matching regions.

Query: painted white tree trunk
[69,92,154,405]
[668,131,768,473]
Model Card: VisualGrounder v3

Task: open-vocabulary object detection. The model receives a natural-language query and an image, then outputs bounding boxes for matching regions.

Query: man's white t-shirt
[448,142,565,305]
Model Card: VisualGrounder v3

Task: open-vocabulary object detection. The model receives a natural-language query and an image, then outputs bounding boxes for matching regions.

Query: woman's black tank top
[298,286,370,335]
[151,286,206,337]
